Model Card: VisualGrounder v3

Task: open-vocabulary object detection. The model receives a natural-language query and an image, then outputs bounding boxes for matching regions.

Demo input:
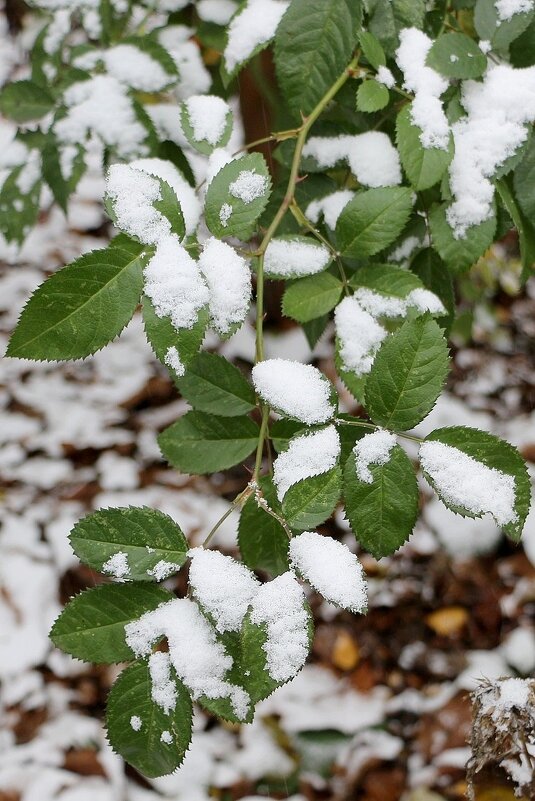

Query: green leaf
[302,314,330,348]
[0,166,41,245]
[396,104,453,191]
[282,466,341,530]
[365,318,450,432]
[0,80,55,122]
[426,33,487,79]
[344,446,419,558]
[421,426,531,541]
[356,79,390,112]
[349,263,422,296]
[514,135,535,219]
[274,0,361,119]
[7,240,146,361]
[142,296,208,381]
[177,352,256,417]
[475,0,534,51]
[410,248,455,333]
[429,203,496,273]
[180,98,233,155]
[270,419,306,452]
[358,31,386,68]
[153,177,186,241]
[106,660,192,778]
[50,583,173,663]
[204,153,271,240]
[69,507,188,582]
[336,187,413,258]
[238,476,290,576]
[496,177,535,279]
[282,272,343,323]
[158,411,259,474]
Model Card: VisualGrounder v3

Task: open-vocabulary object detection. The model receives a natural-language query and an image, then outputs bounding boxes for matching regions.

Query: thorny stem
[251,54,360,484]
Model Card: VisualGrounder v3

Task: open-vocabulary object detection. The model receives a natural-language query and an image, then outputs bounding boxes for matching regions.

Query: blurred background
[1,2,535,800]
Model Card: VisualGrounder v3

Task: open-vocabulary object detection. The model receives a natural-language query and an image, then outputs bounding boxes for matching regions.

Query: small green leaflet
[180,99,233,155]
[282,272,343,323]
[421,426,531,542]
[106,659,193,778]
[358,31,386,69]
[69,507,188,582]
[0,79,55,122]
[396,104,453,191]
[50,583,173,663]
[142,296,208,381]
[204,153,271,240]
[274,0,360,119]
[7,240,147,361]
[270,419,306,452]
[349,263,422,297]
[356,79,389,113]
[475,0,534,52]
[238,476,290,576]
[106,175,185,242]
[514,136,535,220]
[343,447,419,558]
[426,33,487,79]
[496,178,535,280]
[158,411,259,474]
[365,318,450,432]
[429,203,496,274]
[282,466,341,530]
[336,187,413,258]
[177,352,256,417]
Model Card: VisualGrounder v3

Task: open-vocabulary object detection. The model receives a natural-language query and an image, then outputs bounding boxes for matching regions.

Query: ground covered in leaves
[1,150,535,801]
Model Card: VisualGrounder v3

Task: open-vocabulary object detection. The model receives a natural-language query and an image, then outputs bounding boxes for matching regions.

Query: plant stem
[202,486,253,547]
[250,55,360,479]
[335,417,423,444]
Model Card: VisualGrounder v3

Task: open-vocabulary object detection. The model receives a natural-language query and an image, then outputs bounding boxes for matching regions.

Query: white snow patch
[224,0,289,74]
[105,44,171,92]
[252,359,335,425]
[101,551,129,578]
[273,425,340,501]
[130,157,201,236]
[198,238,251,335]
[306,190,354,230]
[105,164,167,245]
[149,651,177,714]
[250,572,309,682]
[354,430,397,484]
[125,597,250,718]
[161,730,173,744]
[303,131,401,187]
[396,27,450,150]
[376,66,395,88]
[130,715,142,731]
[335,295,387,376]
[146,559,181,581]
[289,531,367,613]
[229,169,268,203]
[264,237,331,278]
[183,95,231,146]
[219,202,232,227]
[502,627,535,675]
[164,346,185,378]
[188,547,259,632]
[197,0,238,24]
[495,0,533,21]
[144,234,209,331]
[419,439,517,526]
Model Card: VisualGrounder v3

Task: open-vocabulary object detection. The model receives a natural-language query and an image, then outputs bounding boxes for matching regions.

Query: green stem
[202,486,253,547]
[335,418,423,444]
[253,405,270,482]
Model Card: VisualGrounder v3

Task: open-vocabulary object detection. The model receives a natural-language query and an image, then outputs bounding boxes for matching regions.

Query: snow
[187,548,259,632]
[105,45,172,92]
[197,0,238,24]
[105,164,167,245]
[272,425,340,501]
[335,295,387,376]
[183,96,231,146]
[157,25,211,99]
[353,430,397,484]
[446,64,535,237]
[130,715,142,731]
[494,677,530,710]
[303,132,402,187]
[130,157,201,237]
[306,190,354,230]
[101,551,129,578]
[55,76,148,159]
[501,627,535,675]
[198,238,251,335]
[249,572,309,682]
[289,531,367,613]
[164,346,185,378]
[229,169,268,203]
[161,730,173,744]
[224,0,289,74]
[252,359,335,425]
[376,66,395,88]
[495,0,533,20]
[149,651,177,714]
[146,559,181,581]
[395,28,450,150]
[424,498,502,557]
[219,203,232,227]
[125,597,250,719]
[43,9,70,54]
[419,439,517,527]
[353,287,444,319]
[143,235,209,331]
[264,237,331,278]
